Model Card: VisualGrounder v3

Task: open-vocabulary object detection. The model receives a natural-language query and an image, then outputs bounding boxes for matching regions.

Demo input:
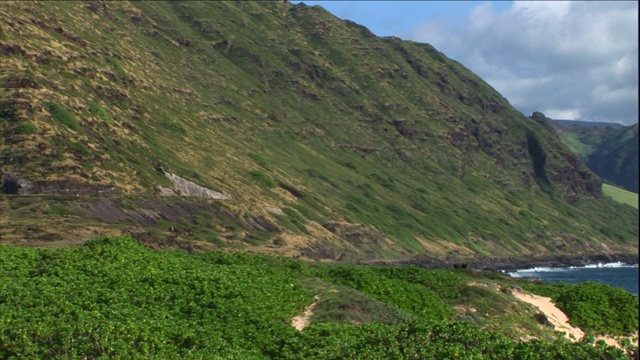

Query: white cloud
[543,108,581,121]
[409,1,639,125]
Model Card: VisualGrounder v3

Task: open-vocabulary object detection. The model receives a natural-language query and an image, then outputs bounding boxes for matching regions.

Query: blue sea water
[507,263,639,295]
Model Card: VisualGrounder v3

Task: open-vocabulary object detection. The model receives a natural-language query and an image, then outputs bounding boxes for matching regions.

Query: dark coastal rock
[370,252,638,272]
[460,253,638,272]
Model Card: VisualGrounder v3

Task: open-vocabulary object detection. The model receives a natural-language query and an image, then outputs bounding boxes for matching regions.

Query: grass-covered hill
[0,1,637,261]
[0,236,637,359]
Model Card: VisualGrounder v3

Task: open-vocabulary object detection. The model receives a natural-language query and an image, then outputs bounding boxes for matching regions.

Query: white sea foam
[506,262,638,277]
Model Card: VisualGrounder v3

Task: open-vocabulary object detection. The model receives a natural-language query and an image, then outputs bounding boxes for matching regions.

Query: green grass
[45,204,79,216]
[88,101,115,125]
[104,55,130,80]
[249,169,277,188]
[14,122,37,134]
[45,101,82,132]
[603,184,638,209]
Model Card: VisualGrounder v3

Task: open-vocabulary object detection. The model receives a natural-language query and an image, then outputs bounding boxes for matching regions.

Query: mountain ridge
[553,120,626,128]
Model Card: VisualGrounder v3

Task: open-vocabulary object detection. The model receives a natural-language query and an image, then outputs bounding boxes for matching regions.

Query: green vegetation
[0,237,635,359]
[69,141,91,157]
[88,101,115,125]
[249,153,273,170]
[45,101,82,132]
[603,184,638,209]
[14,122,37,135]
[104,55,130,80]
[249,169,278,188]
[166,121,188,135]
[45,204,79,216]
[523,281,639,336]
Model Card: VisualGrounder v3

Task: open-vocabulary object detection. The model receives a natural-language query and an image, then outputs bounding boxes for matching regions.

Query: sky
[291,1,639,126]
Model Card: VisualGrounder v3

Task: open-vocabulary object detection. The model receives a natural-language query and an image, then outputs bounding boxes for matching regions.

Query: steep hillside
[551,117,639,193]
[587,124,639,193]
[0,1,637,260]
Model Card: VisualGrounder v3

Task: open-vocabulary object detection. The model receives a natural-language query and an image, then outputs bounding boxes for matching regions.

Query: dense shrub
[555,282,639,336]
[0,237,632,359]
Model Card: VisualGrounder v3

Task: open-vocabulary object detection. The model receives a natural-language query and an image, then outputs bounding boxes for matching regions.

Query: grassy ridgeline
[0,237,636,359]
[603,184,638,209]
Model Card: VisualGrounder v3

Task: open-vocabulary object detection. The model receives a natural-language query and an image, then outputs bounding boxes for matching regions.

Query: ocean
[507,263,639,295]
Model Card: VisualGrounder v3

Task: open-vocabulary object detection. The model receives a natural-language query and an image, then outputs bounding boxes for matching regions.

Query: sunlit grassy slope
[603,184,638,209]
[0,1,637,260]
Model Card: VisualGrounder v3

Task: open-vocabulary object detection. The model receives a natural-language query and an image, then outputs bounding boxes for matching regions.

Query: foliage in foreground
[0,237,634,359]
[523,281,639,336]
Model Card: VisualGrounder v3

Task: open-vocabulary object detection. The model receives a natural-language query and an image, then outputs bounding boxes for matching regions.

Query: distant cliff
[551,118,639,193]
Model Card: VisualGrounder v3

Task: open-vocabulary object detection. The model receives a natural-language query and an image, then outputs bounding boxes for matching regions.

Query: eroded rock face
[162,171,231,200]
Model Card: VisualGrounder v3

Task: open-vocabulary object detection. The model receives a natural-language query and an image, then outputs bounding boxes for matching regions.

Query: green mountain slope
[0,1,637,260]
[587,124,639,193]
[551,118,638,193]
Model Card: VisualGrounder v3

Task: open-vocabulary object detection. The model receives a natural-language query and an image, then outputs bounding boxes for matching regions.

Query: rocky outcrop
[159,169,231,200]
[1,172,32,194]
[1,172,121,195]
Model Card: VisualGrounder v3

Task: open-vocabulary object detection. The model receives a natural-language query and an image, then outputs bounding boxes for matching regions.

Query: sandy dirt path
[510,289,584,341]
[510,288,638,350]
[291,295,320,331]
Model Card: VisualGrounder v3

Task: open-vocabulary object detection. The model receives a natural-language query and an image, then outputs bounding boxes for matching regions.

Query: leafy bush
[554,282,639,336]
[369,172,396,190]
[313,265,456,322]
[0,237,631,359]
[46,101,82,132]
[306,168,341,188]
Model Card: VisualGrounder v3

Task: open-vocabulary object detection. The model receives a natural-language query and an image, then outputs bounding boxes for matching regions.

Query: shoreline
[468,253,640,272]
[366,252,639,272]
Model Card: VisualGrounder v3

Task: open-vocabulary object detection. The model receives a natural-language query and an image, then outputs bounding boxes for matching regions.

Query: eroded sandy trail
[291,295,320,331]
[510,288,638,351]
[510,289,584,341]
